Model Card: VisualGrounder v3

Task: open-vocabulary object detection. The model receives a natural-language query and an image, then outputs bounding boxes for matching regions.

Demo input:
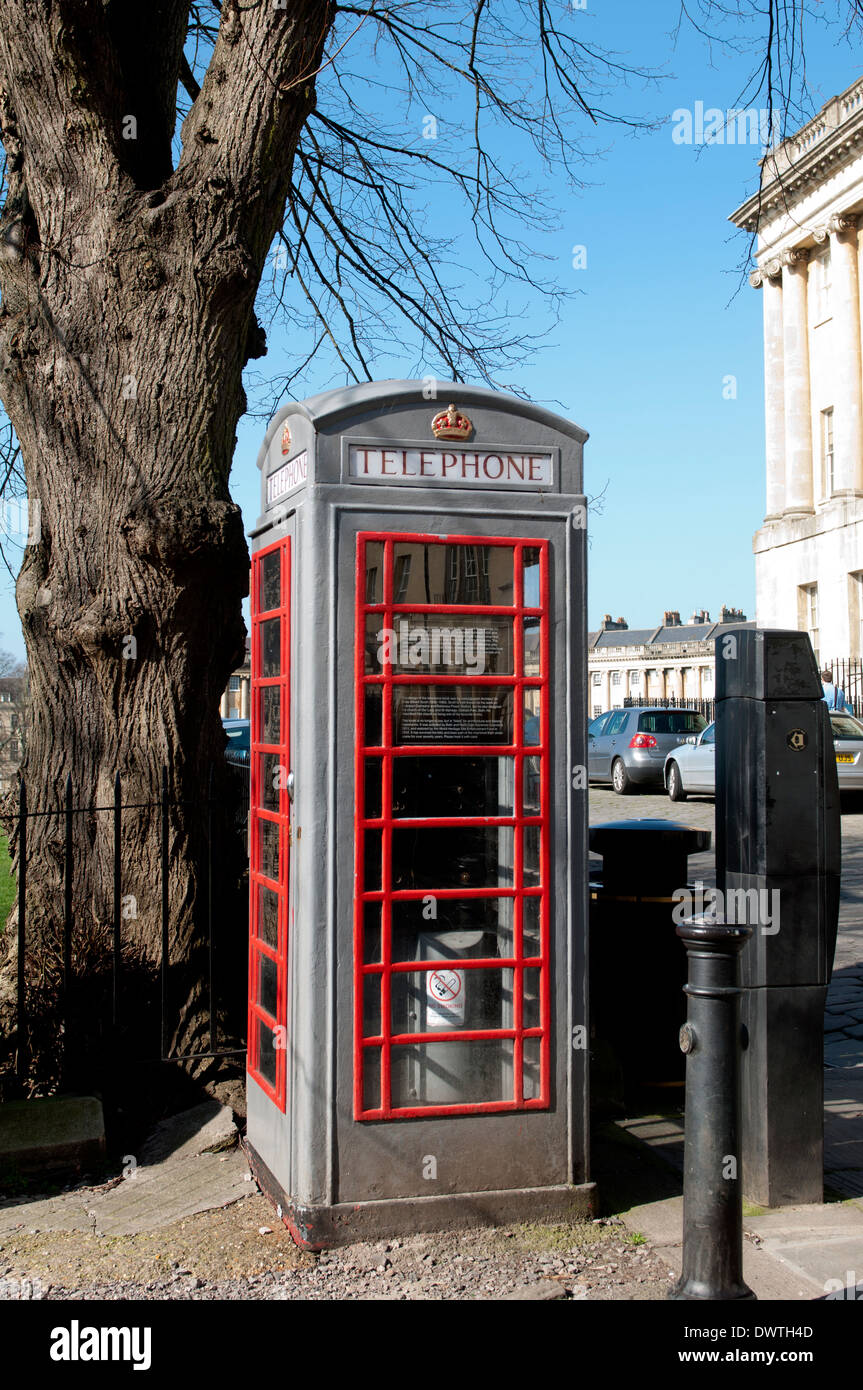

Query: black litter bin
[589,818,712,1109]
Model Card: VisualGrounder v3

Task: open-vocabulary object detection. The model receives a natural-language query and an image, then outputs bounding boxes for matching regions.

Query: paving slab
[621,1196,828,1300]
[824,1014,857,1031]
[0,1103,250,1239]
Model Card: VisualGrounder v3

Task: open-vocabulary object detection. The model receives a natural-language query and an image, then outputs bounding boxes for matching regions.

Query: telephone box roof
[261,379,588,453]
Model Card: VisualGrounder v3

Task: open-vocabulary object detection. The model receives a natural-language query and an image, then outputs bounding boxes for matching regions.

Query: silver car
[663,711,863,800]
[664,722,715,801]
[831,712,863,790]
[588,705,708,794]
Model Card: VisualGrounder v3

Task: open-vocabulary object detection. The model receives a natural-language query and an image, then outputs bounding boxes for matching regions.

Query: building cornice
[730,77,863,235]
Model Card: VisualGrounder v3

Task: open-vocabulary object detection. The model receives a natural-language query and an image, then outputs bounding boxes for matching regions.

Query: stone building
[730,76,863,665]
[220,636,251,720]
[0,672,28,794]
[587,607,752,719]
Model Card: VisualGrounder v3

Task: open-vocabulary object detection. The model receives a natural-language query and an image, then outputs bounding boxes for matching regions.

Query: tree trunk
[0,0,334,1092]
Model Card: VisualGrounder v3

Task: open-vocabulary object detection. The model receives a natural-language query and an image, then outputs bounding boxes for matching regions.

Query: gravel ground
[0,1192,674,1301]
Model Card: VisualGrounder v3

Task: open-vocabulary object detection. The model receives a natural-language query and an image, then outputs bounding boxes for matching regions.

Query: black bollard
[670,917,756,1302]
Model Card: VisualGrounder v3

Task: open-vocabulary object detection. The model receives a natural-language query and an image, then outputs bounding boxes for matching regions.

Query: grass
[0,828,14,926]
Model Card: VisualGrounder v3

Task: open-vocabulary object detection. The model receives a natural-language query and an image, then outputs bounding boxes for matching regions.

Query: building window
[812,246,831,323]
[611,670,620,686]
[799,583,819,664]
[821,408,834,497]
[629,670,640,687]
[591,671,601,686]
[703,667,713,686]
[229,675,240,692]
[852,571,863,660]
[593,704,602,718]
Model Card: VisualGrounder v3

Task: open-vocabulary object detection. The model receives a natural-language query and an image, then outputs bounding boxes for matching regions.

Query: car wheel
[611,758,633,795]
[667,761,687,802]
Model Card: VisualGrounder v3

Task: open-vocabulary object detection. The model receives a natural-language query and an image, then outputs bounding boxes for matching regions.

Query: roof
[274,379,589,445]
[588,620,756,652]
[591,629,656,648]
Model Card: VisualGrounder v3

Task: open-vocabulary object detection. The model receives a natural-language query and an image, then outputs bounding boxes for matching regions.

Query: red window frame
[353,531,551,1120]
[248,536,291,1110]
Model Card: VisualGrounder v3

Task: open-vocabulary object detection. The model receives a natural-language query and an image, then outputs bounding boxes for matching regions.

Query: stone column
[751,263,786,519]
[825,214,863,497]
[219,690,229,718]
[240,675,251,719]
[781,248,814,516]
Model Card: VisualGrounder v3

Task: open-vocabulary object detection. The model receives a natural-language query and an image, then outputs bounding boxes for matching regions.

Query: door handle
[286,770,295,802]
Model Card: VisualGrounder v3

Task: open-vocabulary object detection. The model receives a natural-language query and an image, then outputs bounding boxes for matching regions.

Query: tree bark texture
[0,0,334,1090]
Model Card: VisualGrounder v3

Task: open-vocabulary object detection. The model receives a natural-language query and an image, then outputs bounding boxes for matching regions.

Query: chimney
[719,605,746,623]
[663,610,681,627]
[688,608,710,625]
[600,615,628,631]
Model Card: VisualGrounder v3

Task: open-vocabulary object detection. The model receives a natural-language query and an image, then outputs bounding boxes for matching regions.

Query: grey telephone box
[244,380,594,1245]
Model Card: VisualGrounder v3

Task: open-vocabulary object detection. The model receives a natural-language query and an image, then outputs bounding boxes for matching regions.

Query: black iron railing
[8,763,249,1087]
[622,695,716,722]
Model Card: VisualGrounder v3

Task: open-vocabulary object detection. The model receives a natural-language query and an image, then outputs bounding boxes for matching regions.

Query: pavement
[590,785,863,1300]
[0,1101,250,1239]
[0,790,860,1301]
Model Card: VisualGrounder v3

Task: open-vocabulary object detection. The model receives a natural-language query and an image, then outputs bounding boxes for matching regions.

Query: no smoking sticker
[426,968,466,1029]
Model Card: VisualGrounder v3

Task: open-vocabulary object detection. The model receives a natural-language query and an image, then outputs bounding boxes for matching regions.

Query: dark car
[588,706,709,794]
[222,717,250,762]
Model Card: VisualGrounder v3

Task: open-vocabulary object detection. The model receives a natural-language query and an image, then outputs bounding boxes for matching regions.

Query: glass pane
[257,884,280,950]
[523,547,541,607]
[364,542,384,604]
[392,686,513,746]
[364,615,386,673]
[260,686,281,745]
[364,758,382,819]
[391,899,515,962]
[385,616,513,675]
[523,967,542,1030]
[257,1017,277,1088]
[523,896,541,958]
[524,826,542,887]
[259,753,282,812]
[257,817,280,881]
[391,826,514,890]
[523,1037,542,1101]
[261,618,281,677]
[363,972,382,1038]
[260,550,281,612]
[258,951,278,1019]
[391,1039,514,1107]
[363,688,382,746]
[523,688,541,746]
[523,618,541,676]
[363,902,382,964]
[363,1046,381,1110]
[392,757,514,818]
[391,543,514,607]
[523,756,541,816]
[364,829,382,891]
[392,967,513,1036]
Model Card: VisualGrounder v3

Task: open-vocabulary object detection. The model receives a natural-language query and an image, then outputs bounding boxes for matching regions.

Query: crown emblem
[280,421,292,455]
[431,402,472,441]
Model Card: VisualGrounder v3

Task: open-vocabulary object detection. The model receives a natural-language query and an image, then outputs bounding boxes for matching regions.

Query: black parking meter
[716,628,841,1205]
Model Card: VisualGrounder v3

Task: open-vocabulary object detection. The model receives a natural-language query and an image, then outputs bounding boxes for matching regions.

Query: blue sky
[1,3,861,659]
